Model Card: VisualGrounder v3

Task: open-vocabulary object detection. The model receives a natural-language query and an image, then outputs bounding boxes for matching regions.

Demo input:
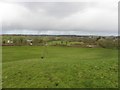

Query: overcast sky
[0,0,118,36]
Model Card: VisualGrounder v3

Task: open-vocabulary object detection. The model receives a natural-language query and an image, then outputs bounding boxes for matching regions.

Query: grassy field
[2,46,118,88]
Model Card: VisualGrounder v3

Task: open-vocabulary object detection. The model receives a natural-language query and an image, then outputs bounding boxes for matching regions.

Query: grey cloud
[1,2,118,35]
[22,2,96,18]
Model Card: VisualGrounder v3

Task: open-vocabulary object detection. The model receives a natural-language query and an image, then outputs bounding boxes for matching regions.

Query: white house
[27,39,33,46]
[7,40,13,44]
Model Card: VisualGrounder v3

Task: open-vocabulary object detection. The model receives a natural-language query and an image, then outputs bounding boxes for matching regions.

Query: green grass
[2,46,118,88]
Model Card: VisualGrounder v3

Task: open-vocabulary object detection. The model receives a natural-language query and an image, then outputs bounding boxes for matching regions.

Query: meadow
[2,46,118,88]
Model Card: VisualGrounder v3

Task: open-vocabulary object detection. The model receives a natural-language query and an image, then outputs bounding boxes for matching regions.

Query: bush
[97,38,117,48]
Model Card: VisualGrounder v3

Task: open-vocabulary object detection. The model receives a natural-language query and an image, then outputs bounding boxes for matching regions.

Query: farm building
[7,40,13,44]
[86,45,96,48]
[2,39,14,46]
[27,39,33,46]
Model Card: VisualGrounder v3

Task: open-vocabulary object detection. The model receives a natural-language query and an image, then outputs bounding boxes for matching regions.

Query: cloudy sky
[0,0,118,36]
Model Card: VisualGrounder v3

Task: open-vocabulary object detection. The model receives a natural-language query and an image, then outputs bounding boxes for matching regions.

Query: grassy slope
[2,46,118,88]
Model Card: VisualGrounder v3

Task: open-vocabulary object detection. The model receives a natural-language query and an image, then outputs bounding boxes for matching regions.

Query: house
[7,40,13,44]
[27,39,33,46]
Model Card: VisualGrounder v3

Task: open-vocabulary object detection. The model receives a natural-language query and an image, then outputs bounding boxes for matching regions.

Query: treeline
[2,35,119,49]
